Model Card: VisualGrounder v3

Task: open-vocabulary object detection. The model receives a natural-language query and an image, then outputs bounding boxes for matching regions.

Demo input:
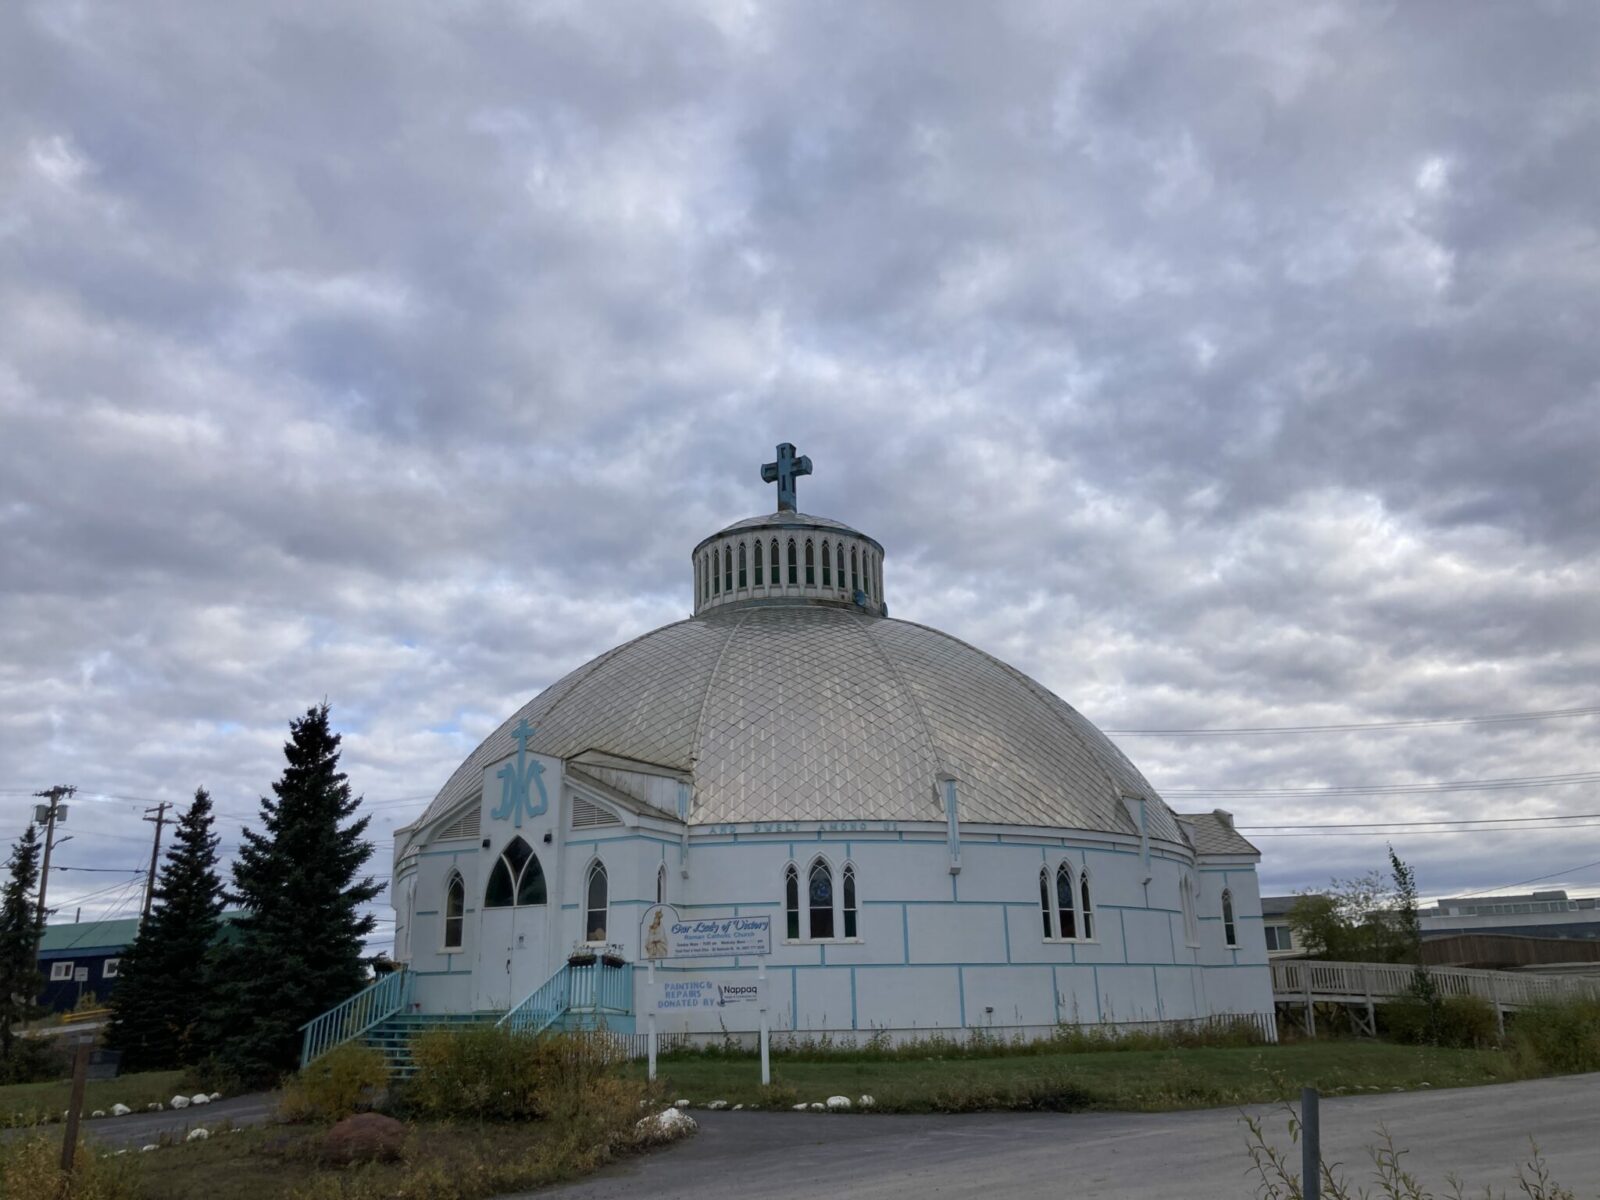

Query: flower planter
[600,954,627,969]
[567,952,597,967]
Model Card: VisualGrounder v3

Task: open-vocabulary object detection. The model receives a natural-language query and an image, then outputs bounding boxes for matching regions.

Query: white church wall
[962,965,1057,1027]
[853,965,963,1030]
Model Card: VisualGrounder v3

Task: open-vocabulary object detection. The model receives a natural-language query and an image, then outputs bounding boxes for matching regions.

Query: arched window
[723,543,733,593]
[808,859,834,939]
[656,862,667,905]
[850,547,859,594]
[821,540,832,587]
[787,539,798,585]
[842,862,858,938]
[770,539,780,584]
[804,539,815,585]
[835,543,845,590]
[1080,870,1095,940]
[485,837,546,909]
[585,861,608,942]
[1056,862,1078,939]
[785,864,800,940]
[443,872,464,950]
[753,540,763,587]
[712,548,721,595]
[738,541,747,589]
[1039,868,1052,938]
[1222,888,1237,947]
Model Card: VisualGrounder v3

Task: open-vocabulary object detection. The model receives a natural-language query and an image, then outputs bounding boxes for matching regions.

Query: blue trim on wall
[957,966,966,1027]
[850,967,858,1029]
[901,905,910,964]
[1092,965,1103,1021]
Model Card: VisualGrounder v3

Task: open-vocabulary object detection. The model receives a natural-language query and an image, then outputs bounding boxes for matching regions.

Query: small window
[850,547,859,594]
[738,542,747,589]
[770,539,780,584]
[1080,871,1095,940]
[753,541,763,587]
[444,873,465,950]
[787,539,798,585]
[1055,862,1077,940]
[821,540,832,586]
[1038,868,1052,938]
[805,539,815,585]
[785,864,800,940]
[585,861,608,942]
[1222,889,1237,948]
[50,961,73,982]
[712,548,721,595]
[101,958,120,979]
[808,859,834,940]
[723,544,733,593]
[842,862,857,938]
[656,862,667,905]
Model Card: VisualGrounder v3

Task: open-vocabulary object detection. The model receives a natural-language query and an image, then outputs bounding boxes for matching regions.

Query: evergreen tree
[0,824,44,1063]
[211,704,380,1082]
[106,788,225,1071]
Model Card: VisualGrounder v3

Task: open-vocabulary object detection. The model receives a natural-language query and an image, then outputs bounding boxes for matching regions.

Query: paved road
[528,1075,1600,1200]
[80,1092,279,1148]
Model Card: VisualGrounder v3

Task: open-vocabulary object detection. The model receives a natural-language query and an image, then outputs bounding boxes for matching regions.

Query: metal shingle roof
[418,605,1184,841]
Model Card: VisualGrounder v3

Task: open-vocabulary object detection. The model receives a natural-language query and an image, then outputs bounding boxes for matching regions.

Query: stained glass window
[808,859,834,939]
[1056,862,1078,940]
[444,873,464,949]
[785,864,800,940]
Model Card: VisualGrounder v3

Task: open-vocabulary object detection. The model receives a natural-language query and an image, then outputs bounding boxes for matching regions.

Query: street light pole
[31,785,75,929]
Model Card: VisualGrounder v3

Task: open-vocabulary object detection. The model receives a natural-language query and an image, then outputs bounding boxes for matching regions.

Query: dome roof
[417,604,1185,843]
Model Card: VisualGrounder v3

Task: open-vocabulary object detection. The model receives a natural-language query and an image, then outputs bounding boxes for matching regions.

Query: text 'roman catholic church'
[390,446,1274,1040]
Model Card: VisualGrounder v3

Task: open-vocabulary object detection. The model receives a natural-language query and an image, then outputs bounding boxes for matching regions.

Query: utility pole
[31,785,74,930]
[140,800,172,923]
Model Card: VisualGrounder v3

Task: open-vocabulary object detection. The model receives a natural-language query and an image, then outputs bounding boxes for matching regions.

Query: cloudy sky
[3,2,1597,950]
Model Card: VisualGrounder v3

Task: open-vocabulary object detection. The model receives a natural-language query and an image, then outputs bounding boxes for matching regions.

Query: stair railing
[299,968,414,1067]
[498,964,573,1036]
[498,960,635,1037]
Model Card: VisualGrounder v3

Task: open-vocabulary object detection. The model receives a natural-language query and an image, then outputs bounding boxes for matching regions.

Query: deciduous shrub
[0,1129,138,1200]
[281,1042,391,1123]
[1510,996,1600,1075]
[1384,995,1500,1049]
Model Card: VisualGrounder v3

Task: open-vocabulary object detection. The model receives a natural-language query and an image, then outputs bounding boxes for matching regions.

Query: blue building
[36,916,140,1013]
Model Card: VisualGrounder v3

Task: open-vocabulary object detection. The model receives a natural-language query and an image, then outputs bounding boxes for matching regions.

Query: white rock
[636,1107,697,1138]
[732,1104,744,1111]
[208,1092,222,1102]
[147,1103,163,1112]
[170,1095,190,1110]
[113,1149,129,1156]
[110,1104,131,1117]
[186,1127,210,1142]
[791,1103,808,1111]
[826,1095,852,1110]
[706,1100,728,1110]
[858,1094,876,1108]
[141,1145,159,1153]
[809,1102,825,1111]
[1419,1082,1431,1088]
[190,1093,210,1106]
[91,1109,105,1118]
[673,1099,691,1109]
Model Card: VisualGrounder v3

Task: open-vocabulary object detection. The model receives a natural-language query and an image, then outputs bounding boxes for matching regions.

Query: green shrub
[1384,994,1500,1048]
[1510,996,1600,1075]
[0,1129,139,1200]
[403,1025,549,1122]
[280,1042,391,1123]
[0,1036,70,1085]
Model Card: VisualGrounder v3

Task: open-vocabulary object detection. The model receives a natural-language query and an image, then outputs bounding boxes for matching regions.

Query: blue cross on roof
[761,442,812,512]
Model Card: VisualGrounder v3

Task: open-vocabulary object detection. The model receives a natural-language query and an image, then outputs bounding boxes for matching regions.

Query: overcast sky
[3,2,1597,949]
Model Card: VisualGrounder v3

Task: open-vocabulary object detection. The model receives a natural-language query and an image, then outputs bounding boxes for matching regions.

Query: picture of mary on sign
[644,908,669,959]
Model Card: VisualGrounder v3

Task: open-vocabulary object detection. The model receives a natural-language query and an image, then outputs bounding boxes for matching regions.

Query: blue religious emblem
[761,442,812,513]
[491,719,549,828]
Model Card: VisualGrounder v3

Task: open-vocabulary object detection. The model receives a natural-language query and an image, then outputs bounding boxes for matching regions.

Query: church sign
[653,977,766,1012]
[640,904,771,960]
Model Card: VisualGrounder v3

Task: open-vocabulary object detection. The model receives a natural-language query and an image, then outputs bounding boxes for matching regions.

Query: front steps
[364,1011,499,1078]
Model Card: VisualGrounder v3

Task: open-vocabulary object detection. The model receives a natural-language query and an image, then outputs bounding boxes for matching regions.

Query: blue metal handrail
[497,960,633,1037]
[299,969,413,1067]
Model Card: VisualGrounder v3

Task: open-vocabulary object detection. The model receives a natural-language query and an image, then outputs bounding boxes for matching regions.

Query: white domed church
[387,446,1274,1044]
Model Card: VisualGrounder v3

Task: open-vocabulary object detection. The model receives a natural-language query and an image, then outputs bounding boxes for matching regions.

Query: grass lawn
[0,1069,189,1128]
[628,1040,1517,1112]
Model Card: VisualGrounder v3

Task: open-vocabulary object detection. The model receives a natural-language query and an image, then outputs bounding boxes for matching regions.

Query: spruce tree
[0,824,44,1063]
[211,704,380,1082]
[107,788,225,1071]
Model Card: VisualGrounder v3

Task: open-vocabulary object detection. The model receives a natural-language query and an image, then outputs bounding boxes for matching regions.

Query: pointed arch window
[787,539,798,585]
[1055,862,1078,940]
[808,858,834,939]
[712,548,721,596]
[842,862,858,938]
[656,862,667,905]
[821,540,832,587]
[770,539,780,585]
[753,540,763,586]
[1039,868,1052,937]
[585,861,608,942]
[1080,870,1095,940]
[850,547,859,594]
[738,542,748,589]
[485,837,546,909]
[723,544,733,593]
[785,864,801,940]
[443,872,465,950]
[805,539,816,585]
[835,543,845,590]
[1222,888,1237,948]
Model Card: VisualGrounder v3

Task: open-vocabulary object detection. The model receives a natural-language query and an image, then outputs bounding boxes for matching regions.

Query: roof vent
[572,796,622,829]
[435,808,481,842]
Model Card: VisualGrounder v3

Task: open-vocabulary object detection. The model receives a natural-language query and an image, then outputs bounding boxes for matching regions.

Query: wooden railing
[1271,960,1600,1009]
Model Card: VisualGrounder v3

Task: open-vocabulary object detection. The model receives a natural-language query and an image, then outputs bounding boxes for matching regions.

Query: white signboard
[73,968,88,983]
[640,904,771,960]
[654,977,766,1013]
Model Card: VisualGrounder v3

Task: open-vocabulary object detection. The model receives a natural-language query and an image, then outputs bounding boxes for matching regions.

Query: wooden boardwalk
[1270,959,1600,1036]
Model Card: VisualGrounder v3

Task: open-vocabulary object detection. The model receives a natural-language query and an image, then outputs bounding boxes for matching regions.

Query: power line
[1239,811,1600,831]
[1451,859,1600,899]
[1107,704,1600,736]
[1163,771,1600,798]
[1247,822,1600,838]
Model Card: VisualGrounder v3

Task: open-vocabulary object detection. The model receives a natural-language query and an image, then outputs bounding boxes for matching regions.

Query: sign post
[639,904,773,1086]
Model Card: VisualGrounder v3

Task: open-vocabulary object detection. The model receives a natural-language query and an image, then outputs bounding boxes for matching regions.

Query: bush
[1510,996,1600,1075]
[281,1042,391,1123]
[0,1036,70,1085]
[0,1130,139,1200]
[403,1025,549,1122]
[1383,994,1500,1049]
